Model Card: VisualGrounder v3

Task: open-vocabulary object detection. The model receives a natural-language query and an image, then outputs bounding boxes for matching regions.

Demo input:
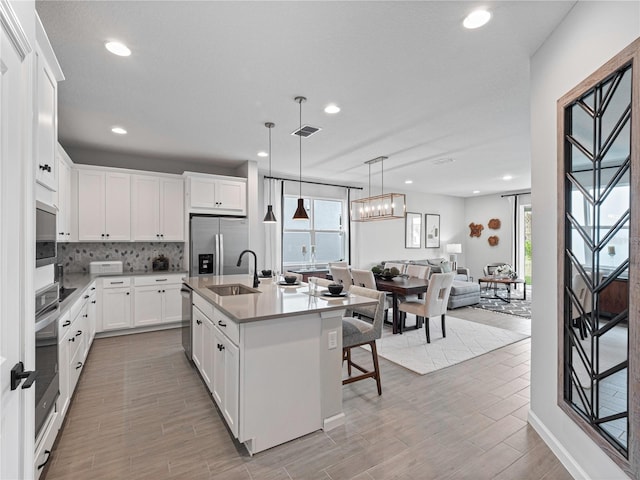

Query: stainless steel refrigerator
[189,215,250,277]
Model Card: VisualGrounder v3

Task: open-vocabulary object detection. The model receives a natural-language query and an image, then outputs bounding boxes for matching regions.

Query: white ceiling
[36,0,575,197]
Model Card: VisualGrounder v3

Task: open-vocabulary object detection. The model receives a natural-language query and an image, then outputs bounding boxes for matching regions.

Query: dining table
[375,276,430,334]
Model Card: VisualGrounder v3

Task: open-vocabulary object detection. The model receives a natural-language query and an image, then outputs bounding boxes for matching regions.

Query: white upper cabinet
[56,145,73,241]
[131,175,184,241]
[77,170,131,241]
[34,16,64,192]
[186,173,246,215]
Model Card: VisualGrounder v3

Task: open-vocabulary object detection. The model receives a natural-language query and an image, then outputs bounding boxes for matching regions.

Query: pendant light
[263,122,277,223]
[293,96,309,220]
[350,156,406,221]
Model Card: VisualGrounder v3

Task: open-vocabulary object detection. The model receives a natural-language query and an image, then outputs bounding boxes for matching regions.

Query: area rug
[472,295,532,318]
[364,316,529,375]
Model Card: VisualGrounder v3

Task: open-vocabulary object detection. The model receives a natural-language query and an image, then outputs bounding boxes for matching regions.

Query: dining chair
[406,264,430,280]
[384,262,406,275]
[350,269,389,322]
[328,261,348,269]
[342,285,386,395]
[330,266,353,287]
[401,264,431,328]
[398,272,455,341]
[308,276,333,288]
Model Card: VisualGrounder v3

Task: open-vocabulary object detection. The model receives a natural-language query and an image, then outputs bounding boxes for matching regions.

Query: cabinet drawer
[193,292,215,320]
[68,294,87,322]
[34,409,58,479]
[69,341,85,394]
[65,327,83,367]
[103,277,131,289]
[213,309,239,346]
[134,274,184,287]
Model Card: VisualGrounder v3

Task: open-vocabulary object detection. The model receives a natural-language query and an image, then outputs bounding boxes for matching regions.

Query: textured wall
[58,242,185,273]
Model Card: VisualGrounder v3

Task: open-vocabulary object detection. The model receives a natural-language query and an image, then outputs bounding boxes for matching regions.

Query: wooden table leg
[392,293,401,334]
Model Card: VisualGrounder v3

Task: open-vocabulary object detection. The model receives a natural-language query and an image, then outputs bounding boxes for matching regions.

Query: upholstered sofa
[381,258,480,309]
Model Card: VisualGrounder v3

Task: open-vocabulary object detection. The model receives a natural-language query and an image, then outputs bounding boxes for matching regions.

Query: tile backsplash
[58,242,185,273]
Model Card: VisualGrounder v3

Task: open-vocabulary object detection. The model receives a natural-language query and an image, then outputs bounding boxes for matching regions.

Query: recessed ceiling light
[105,41,131,57]
[257,151,268,157]
[502,175,513,181]
[463,9,491,29]
[111,126,127,135]
[324,104,340,114]
[473,190,480,194]
[405,180,413,184]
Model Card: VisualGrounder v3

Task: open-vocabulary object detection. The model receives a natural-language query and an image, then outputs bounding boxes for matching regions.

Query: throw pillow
[440,261,452,273]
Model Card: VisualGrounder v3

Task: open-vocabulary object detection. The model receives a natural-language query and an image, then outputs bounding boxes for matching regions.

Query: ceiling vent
[291,124,322,137]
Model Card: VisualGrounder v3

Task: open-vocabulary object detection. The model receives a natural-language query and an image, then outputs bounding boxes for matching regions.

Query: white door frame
[0,1,35,478]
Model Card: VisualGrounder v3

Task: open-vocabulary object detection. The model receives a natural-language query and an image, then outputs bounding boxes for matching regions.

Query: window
[282,196,346,267]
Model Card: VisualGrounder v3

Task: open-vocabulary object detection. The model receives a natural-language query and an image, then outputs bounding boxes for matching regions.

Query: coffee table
[478,277,526,303]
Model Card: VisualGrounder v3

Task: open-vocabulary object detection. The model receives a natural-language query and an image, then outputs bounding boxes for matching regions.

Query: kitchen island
[182,274,377,454]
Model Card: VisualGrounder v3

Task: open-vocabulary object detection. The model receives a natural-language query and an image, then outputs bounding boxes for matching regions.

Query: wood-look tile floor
[43,308,572,480]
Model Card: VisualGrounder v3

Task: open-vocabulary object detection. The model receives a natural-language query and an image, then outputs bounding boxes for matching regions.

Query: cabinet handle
[37,450,52,470]
[66,233,71,236]
[62,320,71,327]
[45,164,51,172]
[106,234,110,238]
[218,320,227,327]
[91,287,96,291]
[162,290,165,293]
[91,300,96,304]
[84,295,89,299]
[83,314,88,318]
[59,232,65,235]
[126,292,130,295]
[76,330,82,336]
[101,234,105,238]
[155,279,167,282]
[69,337,75,342]
[111,281,124,285]
[76,362,83,370]
[217,343,225,351]
[196,319,202,325]
[158,290,161,293]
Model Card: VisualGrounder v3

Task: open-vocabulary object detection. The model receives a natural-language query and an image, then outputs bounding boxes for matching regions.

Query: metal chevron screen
[562,63,631,457]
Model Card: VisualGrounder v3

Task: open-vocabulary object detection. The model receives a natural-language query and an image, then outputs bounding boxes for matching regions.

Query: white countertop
[183,274,377,323]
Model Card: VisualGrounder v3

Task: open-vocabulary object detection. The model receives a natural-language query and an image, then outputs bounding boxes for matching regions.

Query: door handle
[10,362,37,390]
[218,320,227,327]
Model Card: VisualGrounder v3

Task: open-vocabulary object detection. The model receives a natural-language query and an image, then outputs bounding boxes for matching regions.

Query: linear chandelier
[351,156,406,222]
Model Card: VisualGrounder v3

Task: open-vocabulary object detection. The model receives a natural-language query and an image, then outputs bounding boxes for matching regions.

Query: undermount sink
[207,284,261,296]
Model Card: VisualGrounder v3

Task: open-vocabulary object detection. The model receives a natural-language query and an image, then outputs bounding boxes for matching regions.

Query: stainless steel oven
[35,283,60,438]
[36,201,57,267]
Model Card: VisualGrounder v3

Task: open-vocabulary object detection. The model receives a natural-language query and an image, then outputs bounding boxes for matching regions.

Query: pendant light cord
[268,125,272,204]
[299,99,302,197]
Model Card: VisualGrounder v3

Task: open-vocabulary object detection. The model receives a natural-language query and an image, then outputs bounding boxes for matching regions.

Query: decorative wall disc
[488,218,501,229]
[488,235,499,246]
[469,223,484,237]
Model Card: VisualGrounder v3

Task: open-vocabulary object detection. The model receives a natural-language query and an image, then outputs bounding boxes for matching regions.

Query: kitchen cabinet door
[192,306,205,380]
[87,284,97,346]
[202,315,214,393]
[131,175,161,241]
[217,180,245,213]
[77,170,105,241]
[101,287,132,331]
[212,325,239,437]
[56,155,71,241]
[190,177,216,209]
[163,284,183,323]
[104,172,131,241]
[57,312,71,420]
[133,285,163,326]
[35,50,57,191]
[160,178,184,241]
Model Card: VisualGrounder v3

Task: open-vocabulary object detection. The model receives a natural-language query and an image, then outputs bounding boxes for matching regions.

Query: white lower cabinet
[101,284,132,331]
[211,324,239,437]
[133,275,183,327]
[192,293,239,438]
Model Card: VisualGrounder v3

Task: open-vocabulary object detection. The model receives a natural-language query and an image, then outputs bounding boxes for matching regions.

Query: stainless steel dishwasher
[180,284,193,361]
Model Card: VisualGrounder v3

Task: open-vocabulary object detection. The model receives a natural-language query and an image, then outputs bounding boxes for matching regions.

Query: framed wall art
[425,214,440,248]
[405,212,422,249]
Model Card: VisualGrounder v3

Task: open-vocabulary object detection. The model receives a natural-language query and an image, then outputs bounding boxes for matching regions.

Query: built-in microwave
[36,201,57,267]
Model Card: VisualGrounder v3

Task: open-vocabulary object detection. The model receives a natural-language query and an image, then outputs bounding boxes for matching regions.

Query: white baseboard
[323,412,346,431]
[528,410,589,479]
[95,322,181,339]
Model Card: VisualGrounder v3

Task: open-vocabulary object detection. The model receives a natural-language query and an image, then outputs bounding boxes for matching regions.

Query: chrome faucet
[236,250,259,288]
